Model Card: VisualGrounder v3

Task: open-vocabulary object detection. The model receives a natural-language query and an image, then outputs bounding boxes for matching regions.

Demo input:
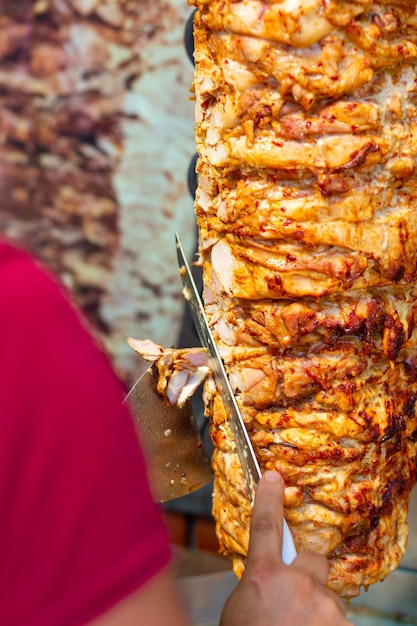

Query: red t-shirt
[0,241,171,626]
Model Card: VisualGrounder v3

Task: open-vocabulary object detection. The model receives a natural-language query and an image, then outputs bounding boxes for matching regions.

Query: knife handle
[282,518,297,565]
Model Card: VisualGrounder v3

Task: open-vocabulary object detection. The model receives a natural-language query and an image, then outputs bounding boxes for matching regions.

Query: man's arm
[87,472,354,626]
[88,568,192,626]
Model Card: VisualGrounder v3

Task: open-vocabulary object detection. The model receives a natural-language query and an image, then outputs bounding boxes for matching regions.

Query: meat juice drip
[191,0,417,598]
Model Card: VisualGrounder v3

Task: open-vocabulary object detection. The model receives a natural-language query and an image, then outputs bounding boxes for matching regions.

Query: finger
[293,550,330,585]
[247,471,285,565]
[323,586,348,617]
[294,552,347,616]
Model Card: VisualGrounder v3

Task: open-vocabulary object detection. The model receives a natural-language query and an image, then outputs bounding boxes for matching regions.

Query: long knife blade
[176,233,297,564]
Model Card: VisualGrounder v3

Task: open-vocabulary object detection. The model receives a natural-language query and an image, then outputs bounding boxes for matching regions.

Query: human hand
[220,471,353,626]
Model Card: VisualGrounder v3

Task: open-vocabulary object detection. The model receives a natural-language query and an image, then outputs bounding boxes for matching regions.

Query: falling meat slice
[128,338,210,407]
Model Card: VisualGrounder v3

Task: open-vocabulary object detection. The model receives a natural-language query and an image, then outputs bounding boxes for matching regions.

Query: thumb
[246,471,285,566]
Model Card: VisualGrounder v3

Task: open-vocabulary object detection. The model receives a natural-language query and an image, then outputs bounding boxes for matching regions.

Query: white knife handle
[282,519,297,565]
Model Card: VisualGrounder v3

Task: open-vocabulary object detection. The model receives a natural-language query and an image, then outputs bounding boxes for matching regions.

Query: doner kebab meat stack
[189,0,417,599]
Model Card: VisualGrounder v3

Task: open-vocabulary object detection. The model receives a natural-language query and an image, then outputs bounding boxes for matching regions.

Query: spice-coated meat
[190,0,417,597]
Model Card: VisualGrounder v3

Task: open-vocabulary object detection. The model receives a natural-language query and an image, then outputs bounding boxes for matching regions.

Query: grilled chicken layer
[191,0,417,597]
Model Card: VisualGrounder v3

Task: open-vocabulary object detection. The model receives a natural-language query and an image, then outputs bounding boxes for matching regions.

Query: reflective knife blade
[176,233,297,564]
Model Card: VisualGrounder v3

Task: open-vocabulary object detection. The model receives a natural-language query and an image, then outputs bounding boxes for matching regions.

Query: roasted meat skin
[190,0,417,597]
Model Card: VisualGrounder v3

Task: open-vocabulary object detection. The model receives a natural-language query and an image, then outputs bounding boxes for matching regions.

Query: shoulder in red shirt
[0,241,170,626]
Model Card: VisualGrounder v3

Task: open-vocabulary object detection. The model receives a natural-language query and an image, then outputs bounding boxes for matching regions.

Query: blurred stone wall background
[0,0,196,385]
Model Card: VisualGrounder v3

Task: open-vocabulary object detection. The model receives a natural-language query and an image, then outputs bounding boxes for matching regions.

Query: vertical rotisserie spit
[190,0,417,597]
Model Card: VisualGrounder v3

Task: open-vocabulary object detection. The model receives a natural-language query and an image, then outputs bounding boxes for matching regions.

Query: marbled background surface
[0,0,197,385]
[101,0,197,381]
